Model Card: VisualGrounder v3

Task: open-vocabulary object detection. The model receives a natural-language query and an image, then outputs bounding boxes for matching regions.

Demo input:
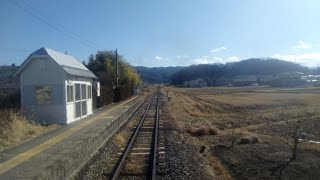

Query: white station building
[15,47,97,124]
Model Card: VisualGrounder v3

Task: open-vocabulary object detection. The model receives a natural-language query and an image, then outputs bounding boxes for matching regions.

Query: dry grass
[207,155,232,180]
[113,134,125,146]
[162,86,320,179]
[0,109,59,152]
[200,93,312,106]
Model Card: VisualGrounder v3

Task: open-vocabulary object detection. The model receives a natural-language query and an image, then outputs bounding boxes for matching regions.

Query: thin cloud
[210,46,227,53]
[272,53,320,67]
[193,55,239,64]
[155,56,163,60]
[194,56,222,64]
[292,41,311,49]
[226,56,239,62]
[176,54,190,59]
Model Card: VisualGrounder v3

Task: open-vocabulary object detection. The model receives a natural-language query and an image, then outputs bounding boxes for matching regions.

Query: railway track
[110,89,165,180]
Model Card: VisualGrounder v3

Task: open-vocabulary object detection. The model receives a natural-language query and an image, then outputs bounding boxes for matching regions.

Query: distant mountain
[227,58,309,76]
[171,58,309,85]
[134,66,183,84]
[135,58,310,85]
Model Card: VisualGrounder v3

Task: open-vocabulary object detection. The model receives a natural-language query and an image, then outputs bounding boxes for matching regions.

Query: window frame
[75,83,81,101]
[35,85,52,105]
[87,85,92,99]
[81,84,87,100]
[67,85,74,103]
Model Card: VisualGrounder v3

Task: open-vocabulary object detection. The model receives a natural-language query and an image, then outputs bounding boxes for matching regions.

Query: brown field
[161,86,320,179]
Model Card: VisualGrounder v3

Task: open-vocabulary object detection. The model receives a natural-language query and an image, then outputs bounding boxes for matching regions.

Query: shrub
[0,90,20,109]
[239,135,259,144]
[113,134,125,146]
[186,126,218,136]
[208,127,218,135]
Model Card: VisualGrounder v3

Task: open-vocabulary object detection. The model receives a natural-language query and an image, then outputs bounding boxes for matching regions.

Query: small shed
[15,47,97,124]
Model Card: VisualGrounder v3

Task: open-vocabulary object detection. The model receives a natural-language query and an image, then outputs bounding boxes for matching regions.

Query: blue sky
[1,0,320,67]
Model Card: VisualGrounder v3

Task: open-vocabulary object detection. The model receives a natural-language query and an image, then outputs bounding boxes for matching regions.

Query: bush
[0,90,20,109]
[186,126,218,136]
[239,135,259,144]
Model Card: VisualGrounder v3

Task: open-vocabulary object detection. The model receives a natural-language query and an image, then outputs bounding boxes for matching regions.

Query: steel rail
[150,89,160,180]
[110,93,156,180]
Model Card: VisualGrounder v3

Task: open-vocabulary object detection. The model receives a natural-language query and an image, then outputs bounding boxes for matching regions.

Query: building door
[80,84,87,116]
[74,83,88,119]
[75,84,82,118]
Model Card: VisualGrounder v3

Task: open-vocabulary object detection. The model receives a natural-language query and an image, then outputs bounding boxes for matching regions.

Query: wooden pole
[115,49,119,87]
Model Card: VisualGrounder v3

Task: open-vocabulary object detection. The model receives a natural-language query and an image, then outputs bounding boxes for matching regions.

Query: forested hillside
[135,58,310,85]
[171,58,309,84]
[134,66,183,84]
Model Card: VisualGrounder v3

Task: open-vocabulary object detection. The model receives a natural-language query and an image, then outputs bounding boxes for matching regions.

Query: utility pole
[115,49,119,87]
[114,49,120,102]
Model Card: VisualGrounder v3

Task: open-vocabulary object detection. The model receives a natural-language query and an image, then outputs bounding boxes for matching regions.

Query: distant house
[301,74,320,85]
[208,77,231,86]
[257,75,274,85]
[277,72,304,79]
[232,75,257,86]
[184,78,207,88]
[15,47,97,124]
[183,81,190,87]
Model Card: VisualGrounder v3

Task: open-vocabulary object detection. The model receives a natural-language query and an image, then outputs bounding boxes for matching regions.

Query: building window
[87,85,92,99]
[82,101,87,116]
[75,102,81,118]
[75,84,81,101]
[35,86,52,104]
[81,84,87,100]
[67,85,74,103]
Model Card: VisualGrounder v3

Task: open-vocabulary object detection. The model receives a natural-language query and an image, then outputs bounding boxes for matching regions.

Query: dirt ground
[161,86,320,179]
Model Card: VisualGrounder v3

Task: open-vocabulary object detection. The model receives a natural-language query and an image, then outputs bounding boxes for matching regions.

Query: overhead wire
[19,0,98,47]
[7,0,99,49]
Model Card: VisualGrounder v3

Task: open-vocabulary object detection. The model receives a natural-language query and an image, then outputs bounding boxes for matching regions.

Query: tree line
[85,50,142,106]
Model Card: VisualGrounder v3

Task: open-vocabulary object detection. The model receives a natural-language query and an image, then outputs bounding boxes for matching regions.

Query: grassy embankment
[162,86,320,179]
[0,91,59,152]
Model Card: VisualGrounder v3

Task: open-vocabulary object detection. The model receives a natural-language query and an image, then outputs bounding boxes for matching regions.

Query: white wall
[20,56,67,124]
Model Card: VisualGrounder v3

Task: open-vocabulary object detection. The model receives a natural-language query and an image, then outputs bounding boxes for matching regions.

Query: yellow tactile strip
[0,97,138,175]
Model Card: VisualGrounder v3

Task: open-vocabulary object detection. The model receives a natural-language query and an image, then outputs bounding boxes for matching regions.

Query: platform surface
[0,96,143,179]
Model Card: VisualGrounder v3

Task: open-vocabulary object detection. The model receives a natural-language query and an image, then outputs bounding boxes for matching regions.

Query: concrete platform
[0,96,144,180]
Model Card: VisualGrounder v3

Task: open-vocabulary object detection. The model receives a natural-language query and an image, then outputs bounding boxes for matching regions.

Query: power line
[19,0,98,47]
[7,0,98,49]
[20,0,82,38]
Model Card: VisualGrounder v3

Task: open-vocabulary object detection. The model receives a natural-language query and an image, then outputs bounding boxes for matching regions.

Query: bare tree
[271,120,310,178]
